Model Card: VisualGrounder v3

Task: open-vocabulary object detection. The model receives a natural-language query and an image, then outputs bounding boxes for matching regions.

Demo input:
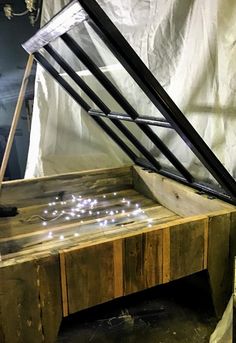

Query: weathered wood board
[0,165,235,343]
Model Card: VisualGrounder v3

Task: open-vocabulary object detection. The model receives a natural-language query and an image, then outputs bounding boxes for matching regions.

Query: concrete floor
[57,271,217,343]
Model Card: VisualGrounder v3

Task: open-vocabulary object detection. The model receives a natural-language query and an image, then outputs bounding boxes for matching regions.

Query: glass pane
[57,23,165,118]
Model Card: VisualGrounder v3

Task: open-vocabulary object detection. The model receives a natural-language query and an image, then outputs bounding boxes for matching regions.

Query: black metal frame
[22,0,236,204]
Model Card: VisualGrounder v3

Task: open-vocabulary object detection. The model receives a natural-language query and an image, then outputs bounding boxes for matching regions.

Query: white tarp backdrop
[25,0,236,189]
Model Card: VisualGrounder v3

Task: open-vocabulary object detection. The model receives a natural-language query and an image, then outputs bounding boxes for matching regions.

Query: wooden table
[0,165,235,343]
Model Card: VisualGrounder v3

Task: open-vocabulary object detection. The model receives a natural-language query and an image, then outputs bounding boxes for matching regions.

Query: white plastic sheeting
[25,0,236,185]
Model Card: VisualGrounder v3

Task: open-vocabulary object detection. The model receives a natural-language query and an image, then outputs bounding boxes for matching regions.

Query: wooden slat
[0,55,34,188]
[123,230,163,295]
[113,240,123,298]
[59,252,69,317]
[65,241,116,314]
[162,227,170,283]
[169,217,208,281]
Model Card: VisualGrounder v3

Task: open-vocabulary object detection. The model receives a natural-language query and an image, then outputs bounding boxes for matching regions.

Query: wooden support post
[207,212,232,318]
[0,255,62,343]
[0,54,34,187]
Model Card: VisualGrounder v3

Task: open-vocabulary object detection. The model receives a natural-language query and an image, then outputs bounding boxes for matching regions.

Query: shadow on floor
[57,271,217,343]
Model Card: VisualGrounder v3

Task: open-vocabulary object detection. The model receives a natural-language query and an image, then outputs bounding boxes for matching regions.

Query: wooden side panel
[133,166,234,216]
[65,241,123,314]
[208,212,231,318]
[163,218,207,282]
[0,167,132,206]
[123,230,163,295]
[0,255,62,343]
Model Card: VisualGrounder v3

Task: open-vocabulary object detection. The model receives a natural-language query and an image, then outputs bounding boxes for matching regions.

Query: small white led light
[42,221,47,226]
[60,235,64,240]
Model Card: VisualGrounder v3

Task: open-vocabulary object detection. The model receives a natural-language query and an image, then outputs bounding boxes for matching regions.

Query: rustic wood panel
[0,255,62,343]
[208,212,231,318]
[123,230,163,295]
[65,241,121,314]
[168,217,208,281]
[133,166,234,216]
[0,166,132,206]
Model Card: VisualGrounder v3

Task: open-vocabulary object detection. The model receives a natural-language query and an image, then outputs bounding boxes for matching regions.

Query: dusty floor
[57,272,217,343]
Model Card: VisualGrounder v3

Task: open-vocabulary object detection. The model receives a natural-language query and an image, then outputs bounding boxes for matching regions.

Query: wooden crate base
[0,165,235,343]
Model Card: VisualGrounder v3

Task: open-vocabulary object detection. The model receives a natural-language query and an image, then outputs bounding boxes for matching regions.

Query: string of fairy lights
[0,192,156,261]
[25,192,153,242]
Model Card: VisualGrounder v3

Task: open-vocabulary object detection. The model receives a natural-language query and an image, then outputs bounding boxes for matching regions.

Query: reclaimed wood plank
[162,227,170,283]
[65,241,116,314]
[37,255,62,343]
[0,166,132,206]
[59,252,69,317]
[113,240,123,298]
[169,217,208,281]
[0,254,62,343]
[123,230,163,295]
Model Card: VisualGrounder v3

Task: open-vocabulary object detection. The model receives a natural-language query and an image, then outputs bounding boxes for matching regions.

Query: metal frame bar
[88,110,172,128]
[77,0,236,198]
[43,44,161,171]
[34,52,138,163]
[35,51,163,172]
[61,33,193,183]
[21,0,236,204]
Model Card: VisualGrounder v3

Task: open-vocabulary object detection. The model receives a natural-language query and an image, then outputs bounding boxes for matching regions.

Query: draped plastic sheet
[25,0,236,187]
